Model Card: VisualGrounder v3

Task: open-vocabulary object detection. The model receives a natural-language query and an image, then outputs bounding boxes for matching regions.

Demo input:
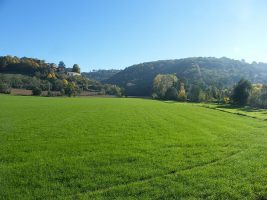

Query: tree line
[152,74,267,108]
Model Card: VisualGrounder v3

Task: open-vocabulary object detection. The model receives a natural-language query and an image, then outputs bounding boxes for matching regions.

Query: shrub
[32,87,42,96]
[0,83,11,94]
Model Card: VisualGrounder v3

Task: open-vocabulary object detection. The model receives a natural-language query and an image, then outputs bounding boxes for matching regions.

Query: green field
[1,95,267,199]
[198,103,267,121]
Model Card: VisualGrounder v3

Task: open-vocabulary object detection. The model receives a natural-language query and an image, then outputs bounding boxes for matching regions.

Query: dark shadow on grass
[217,104,265,112]
[163,101,180,104]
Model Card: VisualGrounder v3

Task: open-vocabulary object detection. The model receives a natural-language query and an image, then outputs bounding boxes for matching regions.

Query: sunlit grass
[0,95,267,199]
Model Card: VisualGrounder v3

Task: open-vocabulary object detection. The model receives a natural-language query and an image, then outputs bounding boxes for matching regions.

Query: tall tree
[165,87,178,100]
[178,82,187,101]
[188,84,201,102]
[58,61,66,68]
[72,64,80,73]
[231,79,252,106]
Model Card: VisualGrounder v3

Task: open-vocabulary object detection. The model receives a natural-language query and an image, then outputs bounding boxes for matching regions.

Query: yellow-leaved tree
[178,82,187,101]
[153,74,178,99]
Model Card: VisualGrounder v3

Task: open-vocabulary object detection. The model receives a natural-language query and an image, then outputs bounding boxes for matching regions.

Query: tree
[47,73,56,79]
[259,85,267,108]
[249,84,267,108]
[249,84,263,107]
[178,82,187,101]
[104,84,123,97]
[58,61,66,68]
[153,74,178,99]
[32,87,42,96]
[64,82,77,97]
[0,83,10,94]
[52,79,64,91]
[231,79,252,106]
[165,87,178,100]
[72,64,80,73]
[188,85,201,102]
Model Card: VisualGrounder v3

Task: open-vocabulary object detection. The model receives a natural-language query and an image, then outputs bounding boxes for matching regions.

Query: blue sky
[1,0,267,71]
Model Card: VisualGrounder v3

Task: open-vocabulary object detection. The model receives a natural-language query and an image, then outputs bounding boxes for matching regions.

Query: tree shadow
[217,104,264,113]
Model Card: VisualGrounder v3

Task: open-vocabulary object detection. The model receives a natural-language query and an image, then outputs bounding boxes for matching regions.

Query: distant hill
[82,69,121,82]
[104,57,267,96]
[0,55,123,96]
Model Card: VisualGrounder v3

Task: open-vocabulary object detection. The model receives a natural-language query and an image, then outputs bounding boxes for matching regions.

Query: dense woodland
[105,57,267,96]
[82,69,121,82]
[0,56,122,97]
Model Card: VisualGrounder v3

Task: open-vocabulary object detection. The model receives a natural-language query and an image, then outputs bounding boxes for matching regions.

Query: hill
[0,56,123,96]
[105,57,267,96]
[82,69,121,81]
[1,95,267,199]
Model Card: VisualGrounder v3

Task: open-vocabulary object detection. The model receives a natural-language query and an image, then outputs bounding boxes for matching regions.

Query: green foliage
[0,54,123,97]
[104,84,123,97]
[32,87,42,96]
[249,84,267,108]
[0,73,47,90]
[82,69,121,82]
[72,64,80,73]
[105,57,267,96]
[51,79,64,91]
[64,82,79,97]
[0,55,54,75]
[0,83,11,94]
[58,61,66,68]
[177,82,187,101]
[1,96,267,199]
[188,84,202,102]
[231,79,252,106]
[165,87,178,100]
[153,74,178,99]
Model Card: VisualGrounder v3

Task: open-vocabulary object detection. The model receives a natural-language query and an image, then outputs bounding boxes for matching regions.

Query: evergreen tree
[231,79,252,106]
[72,64,80,73]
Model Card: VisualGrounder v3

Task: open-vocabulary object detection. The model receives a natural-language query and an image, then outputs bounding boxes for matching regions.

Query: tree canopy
[72,64,80,73]
[231,79,252,106]
[58,61,66,68]
[153,74,178,99]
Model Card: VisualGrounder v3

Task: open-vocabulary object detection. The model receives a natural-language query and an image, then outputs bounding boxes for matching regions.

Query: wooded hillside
[104,57,267,96]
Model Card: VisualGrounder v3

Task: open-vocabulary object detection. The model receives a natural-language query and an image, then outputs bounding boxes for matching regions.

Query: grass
[0,95,267,199]
[198,103,267,121]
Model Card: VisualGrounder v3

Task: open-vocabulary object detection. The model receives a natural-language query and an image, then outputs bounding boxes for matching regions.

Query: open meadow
[0,95,267,199]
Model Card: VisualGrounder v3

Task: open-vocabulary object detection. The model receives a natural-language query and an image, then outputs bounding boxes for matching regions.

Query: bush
[105,85,122,97]
[64,82,78,97]
[0,83,11,94]
[32,87,42,96]
[47,90,52,97]
[60,89,65,96]
[151,93,158,99]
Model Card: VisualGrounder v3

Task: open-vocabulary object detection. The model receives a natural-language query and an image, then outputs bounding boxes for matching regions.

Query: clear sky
[1,0,267,71]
